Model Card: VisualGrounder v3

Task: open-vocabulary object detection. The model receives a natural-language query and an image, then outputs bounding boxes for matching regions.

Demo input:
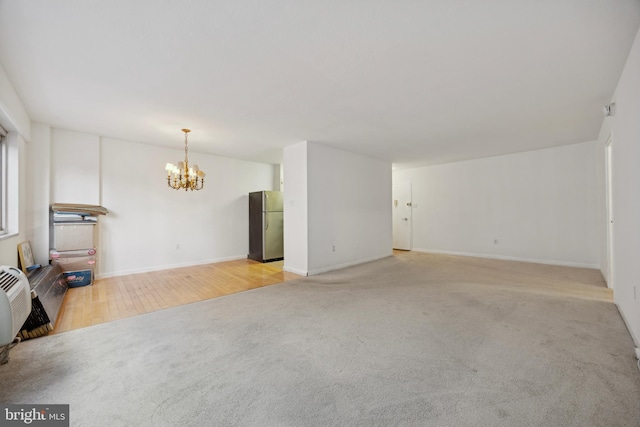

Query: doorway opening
[392,182,412,250]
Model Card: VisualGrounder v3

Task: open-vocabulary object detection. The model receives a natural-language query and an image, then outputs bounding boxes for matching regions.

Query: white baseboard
[307,253,392,276]
[96,252,394,280]
[411,248,599,270]
[615,303,640,349]
[95,255,247,279]
[282,266,308,276]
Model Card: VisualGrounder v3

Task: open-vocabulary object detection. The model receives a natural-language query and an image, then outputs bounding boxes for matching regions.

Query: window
[0,125,19,239]
[0,126,7,237]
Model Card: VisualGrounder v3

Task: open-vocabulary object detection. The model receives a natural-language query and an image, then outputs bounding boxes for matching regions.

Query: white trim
[0,133,6,235]
[0,232,18,241]
[0,133,19,237]
[307,253,392,276]
[95,254,247,279]
[282,266,308,276]
[412,248,599,269]
[604,133,615,288]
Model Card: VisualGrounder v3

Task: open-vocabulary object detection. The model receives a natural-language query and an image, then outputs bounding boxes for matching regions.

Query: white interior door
[392,182,412,250]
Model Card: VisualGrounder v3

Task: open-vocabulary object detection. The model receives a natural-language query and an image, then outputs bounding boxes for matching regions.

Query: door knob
[402,218,408,221]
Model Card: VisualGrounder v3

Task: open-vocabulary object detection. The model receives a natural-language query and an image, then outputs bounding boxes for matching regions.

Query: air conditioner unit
[0,266,32,364]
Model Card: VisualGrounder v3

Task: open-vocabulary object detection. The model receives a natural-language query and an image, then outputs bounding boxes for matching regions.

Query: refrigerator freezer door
[263,191,283,212]
[248,192,264,261]
[263,211,284,260]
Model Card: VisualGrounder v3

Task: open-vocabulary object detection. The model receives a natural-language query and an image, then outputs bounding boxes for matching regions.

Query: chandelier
[165,129,206,191]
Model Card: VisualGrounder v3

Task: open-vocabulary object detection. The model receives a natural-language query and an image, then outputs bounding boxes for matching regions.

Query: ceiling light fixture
[165,129,206,191]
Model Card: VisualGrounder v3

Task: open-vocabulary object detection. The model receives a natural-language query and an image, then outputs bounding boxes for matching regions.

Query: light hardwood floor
[53,258,301,334]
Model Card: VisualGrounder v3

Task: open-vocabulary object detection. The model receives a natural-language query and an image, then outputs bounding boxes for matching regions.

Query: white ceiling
[1,1,639,168]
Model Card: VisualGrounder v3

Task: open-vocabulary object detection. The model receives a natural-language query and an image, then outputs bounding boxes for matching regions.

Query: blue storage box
[63,269,93,287]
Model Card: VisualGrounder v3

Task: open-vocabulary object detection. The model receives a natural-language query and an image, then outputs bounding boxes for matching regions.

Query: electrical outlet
[332,245,336,252]
[494,239,498,244]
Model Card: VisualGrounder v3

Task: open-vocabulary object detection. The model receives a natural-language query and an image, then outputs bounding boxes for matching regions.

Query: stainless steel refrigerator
[248,191,284,262]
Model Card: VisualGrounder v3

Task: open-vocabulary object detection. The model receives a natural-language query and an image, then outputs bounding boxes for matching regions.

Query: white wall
[307,143,392,274]
[284,142,392,276]
[599,25,640,346]
[99,137,275,277]
[26,123,52,265]
[51,129,100,205]
[394,142,600,268]
[283,142,309,275]
[0,62,30,141]
[12,126,277,277]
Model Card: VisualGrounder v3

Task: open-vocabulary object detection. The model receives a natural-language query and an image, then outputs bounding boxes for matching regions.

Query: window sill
[0,232,18,241]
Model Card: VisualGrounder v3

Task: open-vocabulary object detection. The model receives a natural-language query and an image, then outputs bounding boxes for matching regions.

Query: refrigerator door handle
[265,213,269,230]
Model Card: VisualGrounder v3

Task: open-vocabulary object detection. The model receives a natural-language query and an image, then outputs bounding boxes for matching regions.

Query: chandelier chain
[184,132,189,165]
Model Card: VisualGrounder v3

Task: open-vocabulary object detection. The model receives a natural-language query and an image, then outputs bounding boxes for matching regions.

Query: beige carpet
[1,252,639,426]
